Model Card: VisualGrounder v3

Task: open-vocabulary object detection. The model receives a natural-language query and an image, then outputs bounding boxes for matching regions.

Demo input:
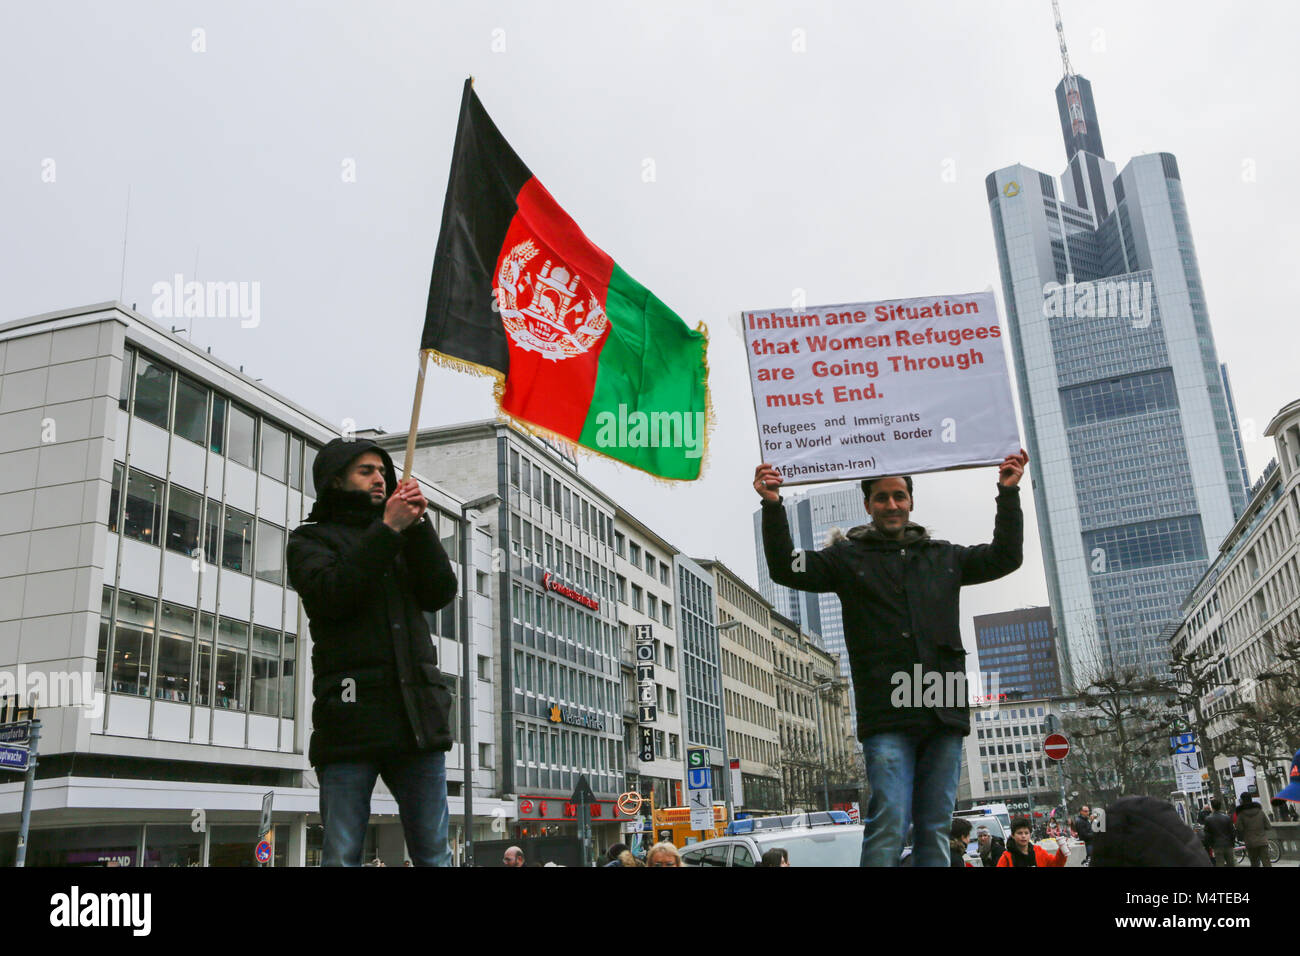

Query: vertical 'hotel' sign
[635,624,656,761]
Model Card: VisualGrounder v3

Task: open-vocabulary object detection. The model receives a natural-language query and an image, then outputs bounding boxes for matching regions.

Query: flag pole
[401,350,429,482]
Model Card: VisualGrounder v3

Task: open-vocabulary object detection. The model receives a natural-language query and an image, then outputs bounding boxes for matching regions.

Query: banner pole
[401,350,430,482]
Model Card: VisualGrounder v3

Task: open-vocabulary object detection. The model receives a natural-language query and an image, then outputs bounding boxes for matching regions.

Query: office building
[985,12,1249,683]
[0,303,505,865]
[974,606,1063,699]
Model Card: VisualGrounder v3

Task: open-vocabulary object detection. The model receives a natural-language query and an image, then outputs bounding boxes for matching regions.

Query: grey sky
[3,0,1295,653]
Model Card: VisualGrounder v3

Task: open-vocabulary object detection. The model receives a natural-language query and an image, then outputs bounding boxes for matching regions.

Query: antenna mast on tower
[1052,0,1088,137]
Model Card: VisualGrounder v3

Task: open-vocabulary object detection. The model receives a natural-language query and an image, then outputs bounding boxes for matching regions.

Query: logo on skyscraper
[1002,181,1020,198]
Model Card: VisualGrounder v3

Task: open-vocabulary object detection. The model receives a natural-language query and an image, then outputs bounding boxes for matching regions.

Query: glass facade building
[986,61,1249,683]
[752,484,860,681]
[973,606,1062,700]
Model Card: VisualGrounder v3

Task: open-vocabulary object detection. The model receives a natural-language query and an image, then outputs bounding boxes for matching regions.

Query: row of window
[509,447,612,548]
[614,533,672,587]
[511,583,615,660]
[120,346,320,493]
[98,588,295,717]
[515,721,623,777]
[108,464,288,584]
[512,649,619,716]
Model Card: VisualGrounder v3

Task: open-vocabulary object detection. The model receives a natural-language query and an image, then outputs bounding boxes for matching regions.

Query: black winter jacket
[286,438,459,766]
[762,484,1022,739]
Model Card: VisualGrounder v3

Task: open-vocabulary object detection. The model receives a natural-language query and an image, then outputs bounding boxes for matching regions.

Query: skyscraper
[985,5,1249,685]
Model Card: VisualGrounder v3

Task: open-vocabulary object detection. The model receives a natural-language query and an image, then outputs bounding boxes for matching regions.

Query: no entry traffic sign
[1044,733,1070,761]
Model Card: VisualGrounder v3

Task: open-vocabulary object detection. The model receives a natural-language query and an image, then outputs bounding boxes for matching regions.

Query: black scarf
[304,487,385,526]
[1007,839,1037,867]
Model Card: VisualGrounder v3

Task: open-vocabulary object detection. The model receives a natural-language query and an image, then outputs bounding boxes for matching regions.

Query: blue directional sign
[1170,733,1195,754]
[0,744,30,772]
[687,766,712,791]
[0,722,31,744]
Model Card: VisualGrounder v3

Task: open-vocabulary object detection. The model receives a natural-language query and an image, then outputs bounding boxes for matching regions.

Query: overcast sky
[4,0,1295,653]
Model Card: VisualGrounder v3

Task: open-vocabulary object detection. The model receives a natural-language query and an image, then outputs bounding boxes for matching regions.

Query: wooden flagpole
[401,350,429,482]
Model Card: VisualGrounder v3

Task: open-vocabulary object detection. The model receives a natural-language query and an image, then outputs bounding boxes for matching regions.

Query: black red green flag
[422,79,710,480]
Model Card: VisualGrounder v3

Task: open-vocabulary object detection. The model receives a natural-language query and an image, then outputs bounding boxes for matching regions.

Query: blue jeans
[859,730,964,867]
[318,751,450,867]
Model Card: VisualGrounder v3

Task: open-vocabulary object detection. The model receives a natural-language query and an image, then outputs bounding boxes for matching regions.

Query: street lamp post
[715,618,742,826]
[458,492,499,867]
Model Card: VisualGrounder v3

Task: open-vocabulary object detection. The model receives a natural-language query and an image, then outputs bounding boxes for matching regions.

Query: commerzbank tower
[985,3,1250,686]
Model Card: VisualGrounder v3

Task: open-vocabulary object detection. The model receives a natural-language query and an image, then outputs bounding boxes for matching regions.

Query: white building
[0,303,507,865]
[613,508,685,810]
[1170,398,1300,799]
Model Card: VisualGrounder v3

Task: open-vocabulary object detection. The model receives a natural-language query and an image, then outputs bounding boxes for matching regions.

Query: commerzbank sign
[542,572,600,611]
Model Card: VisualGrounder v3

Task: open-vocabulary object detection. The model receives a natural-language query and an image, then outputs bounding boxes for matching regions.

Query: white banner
[742,292,1020,485]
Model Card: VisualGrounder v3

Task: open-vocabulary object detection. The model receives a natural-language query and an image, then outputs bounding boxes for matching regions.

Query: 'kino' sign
[635,624,657,727]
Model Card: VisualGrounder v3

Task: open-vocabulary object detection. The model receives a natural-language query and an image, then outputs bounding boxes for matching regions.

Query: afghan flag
[421,79,710,480]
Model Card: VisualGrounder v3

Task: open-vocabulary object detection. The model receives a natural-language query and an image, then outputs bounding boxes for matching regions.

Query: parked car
[678,812,861,867]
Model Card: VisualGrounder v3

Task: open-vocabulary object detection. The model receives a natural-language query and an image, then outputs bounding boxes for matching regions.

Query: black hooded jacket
[286,438,458,766]
[762,484,1022,738]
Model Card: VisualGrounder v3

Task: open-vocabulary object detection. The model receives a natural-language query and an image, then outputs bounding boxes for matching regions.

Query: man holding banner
[754,449,1027,866]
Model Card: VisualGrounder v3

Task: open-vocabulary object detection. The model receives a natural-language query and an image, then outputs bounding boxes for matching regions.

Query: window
[667,688,677,714]
[133,355,172,429]
[254,520,285,584]
[111,591,155,697]
[662,602,672,627]
[631,585,643,612]
[222,507,254,574]
[520,457,531,496]
[614,531,625,557]
[173,376,208,445]
[209,395,227,456]
[164,485,203,556]
[478,655,491,681]
[108,462,124,532]
[510,450,520,487]
[202,500,221,565]
[669,732,680,759]
[645,553,655,576]
[155,602,195,703]
[282,633,296,719]
[660,563,670,586]
[647,595,658,619]
[118,348,134,411]
[303,443,320,498]
[226,404,257,469]
[260,421,287,483]
[629,542,642,566]
[123,469,163,545]
[250,626,281,715]
[215,618,249,711]
[288,435,303,491]
[479,743,493,769]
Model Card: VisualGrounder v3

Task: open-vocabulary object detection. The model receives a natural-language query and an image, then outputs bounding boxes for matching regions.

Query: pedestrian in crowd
[287,438,459,867]
[1235,793,1272,867]
[503,846,525,867]
[950,817,974,867]
[646,842,682,867]
[759,847,790,867]
[1203,797,1235,867]
[975,825,1004,867]
[996,816,1068,867]
[1073,804,1093,864]
[603,843,629,867]
[617,850,643,867]
[1090,796,1211,867]
[1197,803,1213,827]
[755,451,1028,867]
